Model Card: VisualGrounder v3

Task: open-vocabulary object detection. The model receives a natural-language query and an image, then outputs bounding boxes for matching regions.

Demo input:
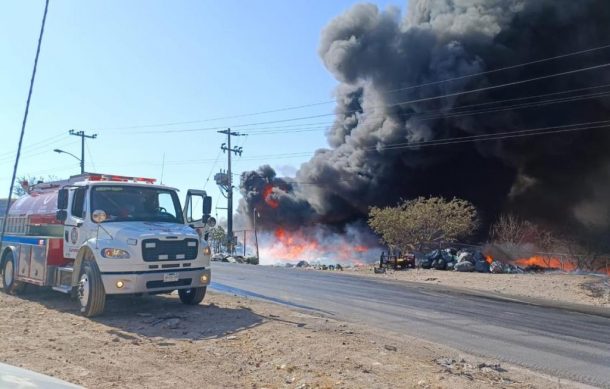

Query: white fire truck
[0,173,216,317]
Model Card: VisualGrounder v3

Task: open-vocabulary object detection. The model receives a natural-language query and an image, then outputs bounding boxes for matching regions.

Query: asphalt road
[210,263,610,388]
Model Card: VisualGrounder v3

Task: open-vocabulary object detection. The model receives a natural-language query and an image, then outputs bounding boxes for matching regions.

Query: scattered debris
[106,329,138,341]
[384,345,397,352]
[434,357,509,383]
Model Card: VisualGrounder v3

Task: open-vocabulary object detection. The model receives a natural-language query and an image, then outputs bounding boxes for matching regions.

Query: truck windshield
[91,186,184,223]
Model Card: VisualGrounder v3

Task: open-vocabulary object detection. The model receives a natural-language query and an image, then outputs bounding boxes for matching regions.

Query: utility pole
[69,129,97,174]
[253,208,260,261]
[215,128,244,254]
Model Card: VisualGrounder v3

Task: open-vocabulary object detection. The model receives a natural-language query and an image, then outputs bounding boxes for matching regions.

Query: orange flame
[355,245,368,253]
[514,256,576,271]
[260,227,369,265]
[485,255,493,265]
[263,184,279,208]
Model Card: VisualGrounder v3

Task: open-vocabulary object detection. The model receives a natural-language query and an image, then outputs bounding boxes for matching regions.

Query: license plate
[163,272,179,282]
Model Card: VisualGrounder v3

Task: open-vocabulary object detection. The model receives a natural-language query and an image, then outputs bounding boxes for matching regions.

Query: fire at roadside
[376,246,610,276]
[414,248,542,275]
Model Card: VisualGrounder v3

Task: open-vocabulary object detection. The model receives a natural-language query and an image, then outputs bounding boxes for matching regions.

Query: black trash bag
[447,248,458,256]
[475,260,490,273]
[473,251,486,263]
[454,261,475,272]
[441,250,454,262]
[446,261,456,271]
[434,258,447,270]
[426,249,443,261]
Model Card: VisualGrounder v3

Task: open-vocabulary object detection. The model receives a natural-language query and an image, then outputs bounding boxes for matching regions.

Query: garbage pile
[417,248,524,274]
[286,260,344,271]
[211,253,259,265]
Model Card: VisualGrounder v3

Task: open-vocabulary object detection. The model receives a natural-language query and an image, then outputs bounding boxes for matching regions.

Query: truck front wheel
[2,253,23,295]
[178,287,206,305]
[78,259,106,317]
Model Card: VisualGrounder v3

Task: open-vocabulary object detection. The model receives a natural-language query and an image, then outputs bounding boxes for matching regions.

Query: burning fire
[263,184,279,208]
[514,256,576,272]
[258,227,376,266]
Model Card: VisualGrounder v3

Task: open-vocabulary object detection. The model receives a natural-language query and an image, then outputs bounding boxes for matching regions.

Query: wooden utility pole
[216,129,243,254]
[69,129,97,173]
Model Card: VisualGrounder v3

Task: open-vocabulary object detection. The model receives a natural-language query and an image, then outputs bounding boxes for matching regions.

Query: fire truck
[0,173,216,317]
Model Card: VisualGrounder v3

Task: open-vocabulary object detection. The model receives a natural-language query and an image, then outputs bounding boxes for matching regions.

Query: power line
[0,138,77,164]
[97,42,610,131]
[0,131,68,159]
[158,119,610,166]
[202,148,222,190]
[85,141,97,172]
[213,86,610,137]
[127,61,610,135]
[412,90,610,123]
[137,84,610,138]
[66,119,610,174]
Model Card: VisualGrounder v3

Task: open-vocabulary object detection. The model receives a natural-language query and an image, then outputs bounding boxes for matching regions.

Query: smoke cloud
[240,0,610,237]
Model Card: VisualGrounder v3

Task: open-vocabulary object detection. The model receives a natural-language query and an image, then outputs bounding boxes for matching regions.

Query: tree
[209,226,227,253]
[489,214,558,265]
[368,196,478,253]
[13,175,58,196]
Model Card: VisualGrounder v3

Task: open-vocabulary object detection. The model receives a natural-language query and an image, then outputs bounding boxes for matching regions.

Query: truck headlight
[203,246,211,256]
[101,248,130,259]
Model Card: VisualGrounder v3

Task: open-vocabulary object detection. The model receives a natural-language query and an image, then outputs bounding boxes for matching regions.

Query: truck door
[183,190,212,227]
[63,187,87,259]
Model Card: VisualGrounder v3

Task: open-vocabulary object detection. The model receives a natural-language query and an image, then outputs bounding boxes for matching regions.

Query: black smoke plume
[240,0,610,237]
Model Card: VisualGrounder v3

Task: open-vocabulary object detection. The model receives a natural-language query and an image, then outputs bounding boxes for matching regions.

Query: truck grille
[146,278,192,289]
[141,238,198,262]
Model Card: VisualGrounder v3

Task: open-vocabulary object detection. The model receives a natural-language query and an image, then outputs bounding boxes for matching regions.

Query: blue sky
[0,1,400,218]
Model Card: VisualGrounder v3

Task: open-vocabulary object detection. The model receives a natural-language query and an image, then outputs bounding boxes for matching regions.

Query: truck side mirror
[57,189,68,210]
[56,210,67,222]
[203,196,212,215]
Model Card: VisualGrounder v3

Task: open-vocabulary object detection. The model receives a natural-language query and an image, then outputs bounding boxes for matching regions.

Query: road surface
[211,263,610,388]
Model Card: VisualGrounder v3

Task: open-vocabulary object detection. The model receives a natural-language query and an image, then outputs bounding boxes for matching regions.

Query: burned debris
[396,248,531,274]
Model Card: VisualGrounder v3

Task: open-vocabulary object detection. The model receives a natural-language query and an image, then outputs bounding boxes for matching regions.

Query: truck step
[52,285,73,294]
[53,266,74,292]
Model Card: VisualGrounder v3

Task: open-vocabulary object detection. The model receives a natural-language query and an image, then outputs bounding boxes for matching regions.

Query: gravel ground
[0,287,582,389]
[320,266,610,308]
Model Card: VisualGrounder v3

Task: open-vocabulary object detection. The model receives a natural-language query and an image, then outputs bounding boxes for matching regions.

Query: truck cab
[1,173,216,317]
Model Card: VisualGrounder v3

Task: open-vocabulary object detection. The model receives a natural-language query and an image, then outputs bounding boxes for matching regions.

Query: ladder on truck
[0,216,29,235]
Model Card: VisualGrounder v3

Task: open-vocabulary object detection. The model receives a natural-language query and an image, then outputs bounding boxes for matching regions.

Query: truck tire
[78,259,106,317]
[2,251,24,295]
[178,287,206,305]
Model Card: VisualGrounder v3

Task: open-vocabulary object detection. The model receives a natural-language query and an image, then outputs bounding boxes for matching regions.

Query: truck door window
[158,193,177,219]
[71,188,86,218]
[187,196,204,223]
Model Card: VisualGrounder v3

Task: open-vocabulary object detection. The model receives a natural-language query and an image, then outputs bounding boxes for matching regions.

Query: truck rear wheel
[78,259,106,317]
[2,252,24,295]
[178,287,206,305]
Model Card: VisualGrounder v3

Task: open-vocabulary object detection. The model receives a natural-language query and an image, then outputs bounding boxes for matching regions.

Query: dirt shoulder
[315,266,610,309]
[0,288,582,389]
